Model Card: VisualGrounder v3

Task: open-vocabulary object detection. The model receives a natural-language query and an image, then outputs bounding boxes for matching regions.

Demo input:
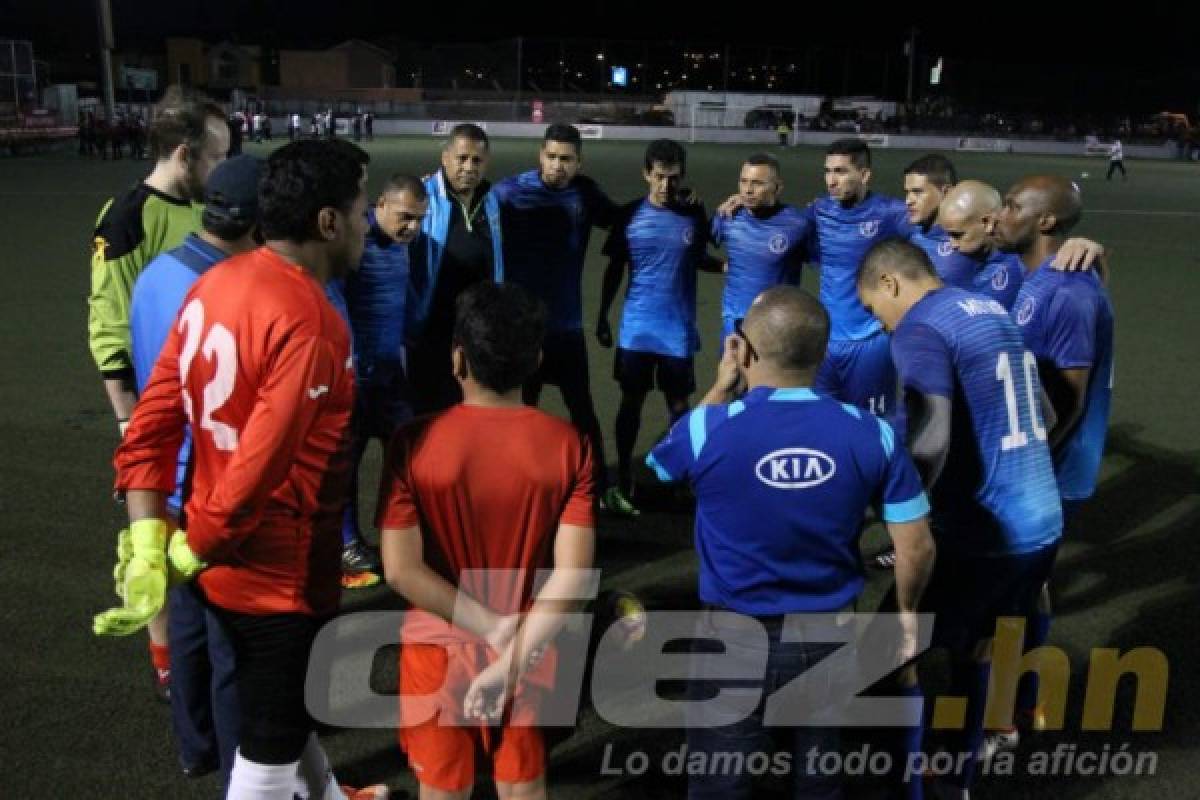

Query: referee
[647,286,936,799]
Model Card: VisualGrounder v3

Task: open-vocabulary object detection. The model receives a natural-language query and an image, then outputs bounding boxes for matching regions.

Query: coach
[407,123,505,413]
[646,286,936,799]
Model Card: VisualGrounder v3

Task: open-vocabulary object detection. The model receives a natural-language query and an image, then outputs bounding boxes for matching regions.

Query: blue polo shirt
[647,386,929,614]
[130,233,229,514]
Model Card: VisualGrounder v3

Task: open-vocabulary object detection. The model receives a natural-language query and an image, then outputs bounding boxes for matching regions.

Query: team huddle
[86,86,1114,800]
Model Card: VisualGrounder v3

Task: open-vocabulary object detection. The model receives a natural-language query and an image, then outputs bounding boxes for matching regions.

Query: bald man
[990,175,1114,751]
[858,238,1063,796]
[938,180,1026,309]
[645,286,935,800]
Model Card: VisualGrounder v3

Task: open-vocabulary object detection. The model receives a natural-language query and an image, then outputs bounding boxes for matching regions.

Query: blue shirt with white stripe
[891,288,1063,556]
[647,386,928,614]
[130,233,228,515]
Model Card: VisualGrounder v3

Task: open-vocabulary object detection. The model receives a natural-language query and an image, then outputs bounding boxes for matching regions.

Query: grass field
[2,136,1198,799]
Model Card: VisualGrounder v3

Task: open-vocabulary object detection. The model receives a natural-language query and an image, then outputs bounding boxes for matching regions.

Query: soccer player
[711,152,812,342]
[101,140,385,800]
[493,124,617,496]
[902,154,978,287]
[858,239,1063,797]
[938,180,1026,309]
[1107,139,1127,181]
[88,85,229,700]
[408,123,505,414]
[338,175,429,589]
[801,139,912,417]
[379,282,596,800]
[646,286,935,799]
[992,174,1114,747]
[128,154,263,784]
[596,139,716,515]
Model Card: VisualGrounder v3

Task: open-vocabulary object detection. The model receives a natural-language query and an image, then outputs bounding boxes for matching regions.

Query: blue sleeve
[892,322,954,398]
[1044,285,1097,369]
[876,418,931,522]
[889,200,916,239]
[647,404,726,482]
[710,213,726,245]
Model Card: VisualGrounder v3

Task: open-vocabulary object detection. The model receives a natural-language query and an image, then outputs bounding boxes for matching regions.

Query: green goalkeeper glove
[93,519,170,637]
[112,527,133,599]
[166,530,205,585]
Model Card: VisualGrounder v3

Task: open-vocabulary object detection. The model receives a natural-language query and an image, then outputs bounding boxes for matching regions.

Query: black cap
[204,154,263,223]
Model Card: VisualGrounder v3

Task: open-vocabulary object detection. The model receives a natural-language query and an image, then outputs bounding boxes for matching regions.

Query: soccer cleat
[340,784,389,799]
[601,486,640,517]
[874,547,897,569]
[341,571,382,590]
[342,540,382,574]
[153,666,171,704]
[979,727,1020,762]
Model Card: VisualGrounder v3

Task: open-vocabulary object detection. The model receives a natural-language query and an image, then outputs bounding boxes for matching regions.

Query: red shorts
[398,642,546,792]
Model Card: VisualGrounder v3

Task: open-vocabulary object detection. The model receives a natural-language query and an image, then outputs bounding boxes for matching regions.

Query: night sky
[3,0,1195,113]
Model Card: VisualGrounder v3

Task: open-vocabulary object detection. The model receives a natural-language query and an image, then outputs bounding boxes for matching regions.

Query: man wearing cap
[128,153,263,785]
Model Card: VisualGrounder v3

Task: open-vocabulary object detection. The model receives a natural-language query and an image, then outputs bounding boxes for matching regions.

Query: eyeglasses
[733,317,759,362]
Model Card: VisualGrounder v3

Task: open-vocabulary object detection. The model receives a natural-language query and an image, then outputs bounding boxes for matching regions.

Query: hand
[112,528,133,598]
[167,530,206,586]
[716,193,745,218]
[714,338,743,394]
[463,655,516,723]
[1051,238,1105,272]
[93,519,170,637]
[595,318,613,349]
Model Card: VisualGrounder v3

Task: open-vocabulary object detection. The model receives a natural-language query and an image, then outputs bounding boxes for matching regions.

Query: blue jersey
[892,288,1062,556]
[909,224,977,288]
[971,248,1024,311]
[494,170,616,332]
[1013,262,1114,501]
[647,387,929,614]
[343,208,410,384]
[712,204,811,325]
[811,193,912,341]
[130,234,228,515]
[604,199,708,358]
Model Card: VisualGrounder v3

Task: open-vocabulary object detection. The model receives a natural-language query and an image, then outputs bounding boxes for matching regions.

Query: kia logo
[755,448,837,489]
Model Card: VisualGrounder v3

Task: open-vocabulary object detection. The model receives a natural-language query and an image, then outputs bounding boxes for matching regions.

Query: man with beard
[87,84,229,701]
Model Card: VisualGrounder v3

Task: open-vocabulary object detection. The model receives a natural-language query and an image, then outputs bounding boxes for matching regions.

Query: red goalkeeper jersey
[115,246,355,616]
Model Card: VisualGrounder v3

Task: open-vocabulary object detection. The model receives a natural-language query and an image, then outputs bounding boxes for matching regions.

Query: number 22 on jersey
[177,298,239,451]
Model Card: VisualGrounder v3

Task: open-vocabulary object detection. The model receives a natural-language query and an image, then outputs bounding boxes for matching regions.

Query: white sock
[294,733,349,800]
[225,749,301,800]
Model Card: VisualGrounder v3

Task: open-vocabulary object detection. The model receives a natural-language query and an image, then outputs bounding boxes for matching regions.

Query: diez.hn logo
[859,220,881,238]
[755,448,837,489]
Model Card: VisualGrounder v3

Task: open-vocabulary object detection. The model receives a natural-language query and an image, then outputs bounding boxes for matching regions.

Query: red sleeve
[376,428,420,530]
[114,324,187,495]
[186,332,337,560]
[560,432,595,528]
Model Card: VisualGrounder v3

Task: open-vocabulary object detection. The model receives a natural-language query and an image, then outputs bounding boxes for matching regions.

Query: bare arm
[1047,366,1091,451]
[904,389,952,491]
[887,517,936,614]
[380,525,505,643]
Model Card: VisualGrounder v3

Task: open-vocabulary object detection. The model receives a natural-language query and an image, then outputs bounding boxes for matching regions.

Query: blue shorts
[920,544,1059,653]
[815,333,896,417]
[614,347,695,397]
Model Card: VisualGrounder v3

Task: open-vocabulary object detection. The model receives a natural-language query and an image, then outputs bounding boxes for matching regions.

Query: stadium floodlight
[612,66,628,87]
